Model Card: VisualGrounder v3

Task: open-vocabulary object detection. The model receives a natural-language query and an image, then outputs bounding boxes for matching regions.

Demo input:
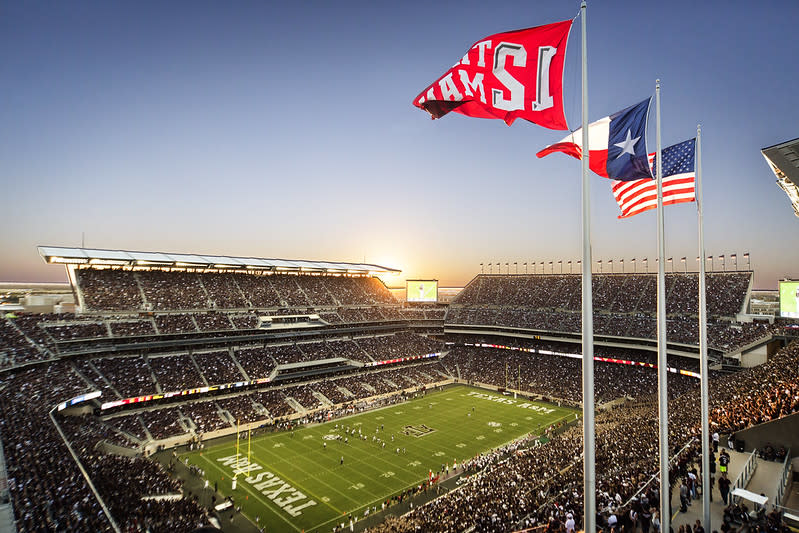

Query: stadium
[3,2,799,532]
[0,244,797,533]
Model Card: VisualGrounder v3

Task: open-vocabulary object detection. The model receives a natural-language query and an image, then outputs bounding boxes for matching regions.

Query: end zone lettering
[217,454,317,517]
[467,391,517,405]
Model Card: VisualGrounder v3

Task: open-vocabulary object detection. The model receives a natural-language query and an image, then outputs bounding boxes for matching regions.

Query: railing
[622,437,697,508]
[731,449,758,497]
[775,448,792,508]
[48,407,121,533]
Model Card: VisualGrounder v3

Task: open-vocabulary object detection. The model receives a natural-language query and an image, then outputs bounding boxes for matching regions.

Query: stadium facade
[762,137,799,217]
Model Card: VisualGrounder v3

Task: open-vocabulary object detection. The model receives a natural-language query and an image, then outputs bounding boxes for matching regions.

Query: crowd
[0,363,208,531]
[708,340,799,434]
[447,346,698,403]
[0,330,798,532]
[365,340,799,533]
[74,267,398,311]
[0,316,46,367]
[149,354,204,392]
[192,350,242,384]
[448,272,766,354]
[447,311,774,353]
[455,272,750,316]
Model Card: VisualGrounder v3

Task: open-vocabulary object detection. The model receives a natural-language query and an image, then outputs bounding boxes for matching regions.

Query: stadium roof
[762,137,799,217]
[37,246,400,275]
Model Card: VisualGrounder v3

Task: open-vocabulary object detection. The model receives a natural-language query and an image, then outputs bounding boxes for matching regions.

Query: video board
[406,279,438,303]
[779,281,799,318]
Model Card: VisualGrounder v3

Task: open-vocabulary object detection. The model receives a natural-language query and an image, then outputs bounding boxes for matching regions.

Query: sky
[1,0,797,290]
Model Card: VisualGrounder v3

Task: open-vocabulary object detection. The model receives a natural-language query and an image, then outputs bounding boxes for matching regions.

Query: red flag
[414,20,572,129]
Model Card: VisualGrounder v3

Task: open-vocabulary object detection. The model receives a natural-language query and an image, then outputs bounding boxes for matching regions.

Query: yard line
[252,432,410,498]
[194,452,304,533]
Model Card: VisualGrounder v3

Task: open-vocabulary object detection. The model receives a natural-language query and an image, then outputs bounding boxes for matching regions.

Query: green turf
[182,384,577,532]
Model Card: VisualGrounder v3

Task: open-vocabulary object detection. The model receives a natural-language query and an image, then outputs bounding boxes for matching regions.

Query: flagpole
[580,4,596,533]
[655,79,670,533]
[697,125,711,531]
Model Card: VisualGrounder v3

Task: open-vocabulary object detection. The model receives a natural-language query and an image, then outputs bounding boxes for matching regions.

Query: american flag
[611,138,696,218]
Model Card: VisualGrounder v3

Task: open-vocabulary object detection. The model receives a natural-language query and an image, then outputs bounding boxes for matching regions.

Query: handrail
[774,448,792,508]
[731,448,758,499]
[622,437,697,508]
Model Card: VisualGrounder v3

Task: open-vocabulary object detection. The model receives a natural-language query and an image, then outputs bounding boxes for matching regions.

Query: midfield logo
[403,424,435,438]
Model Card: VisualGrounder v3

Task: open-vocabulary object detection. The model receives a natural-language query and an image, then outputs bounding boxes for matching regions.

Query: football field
[182,384,578,532]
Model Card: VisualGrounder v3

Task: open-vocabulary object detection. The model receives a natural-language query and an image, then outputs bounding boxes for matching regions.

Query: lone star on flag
[614,130,640,158]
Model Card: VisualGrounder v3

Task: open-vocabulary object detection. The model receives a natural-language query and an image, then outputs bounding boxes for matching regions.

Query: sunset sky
[1,1,797,289]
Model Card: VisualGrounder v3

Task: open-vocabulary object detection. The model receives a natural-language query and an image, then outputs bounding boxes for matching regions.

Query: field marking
[190,385,578,533]
[248,429,422,509]
[199,443,368,533]
[249,436,423,531]
[289,429,425,485]
[250,439,368,507]
[199,437,367,517]
[300,386,576,533]
[194,453,303,533]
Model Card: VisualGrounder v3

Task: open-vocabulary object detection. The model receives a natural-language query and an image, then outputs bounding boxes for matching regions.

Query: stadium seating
[74,268,397,311]
[447,272,766,352]
[3,264,798,533]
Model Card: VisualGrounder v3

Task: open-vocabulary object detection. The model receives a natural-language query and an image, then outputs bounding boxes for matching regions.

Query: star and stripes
[611,138,696,218]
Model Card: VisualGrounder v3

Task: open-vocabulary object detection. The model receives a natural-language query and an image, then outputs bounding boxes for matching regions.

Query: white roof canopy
[38,246,400,275]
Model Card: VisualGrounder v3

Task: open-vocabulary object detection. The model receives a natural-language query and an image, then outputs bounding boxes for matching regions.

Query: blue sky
[1,0,797,289]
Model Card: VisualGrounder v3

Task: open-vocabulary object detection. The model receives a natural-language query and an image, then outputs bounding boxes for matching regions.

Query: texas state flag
[536,98,653,181]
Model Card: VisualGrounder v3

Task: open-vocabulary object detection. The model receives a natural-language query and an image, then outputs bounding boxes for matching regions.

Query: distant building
[762,137,799,217]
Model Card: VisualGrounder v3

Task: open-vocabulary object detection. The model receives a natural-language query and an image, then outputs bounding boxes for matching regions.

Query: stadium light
[49,256,88,264]
[89,258,128,266]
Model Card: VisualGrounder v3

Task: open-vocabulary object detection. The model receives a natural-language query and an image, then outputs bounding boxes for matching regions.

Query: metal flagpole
[697,125,711,531]
[655,79,670,533]
[580,4,596,533]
